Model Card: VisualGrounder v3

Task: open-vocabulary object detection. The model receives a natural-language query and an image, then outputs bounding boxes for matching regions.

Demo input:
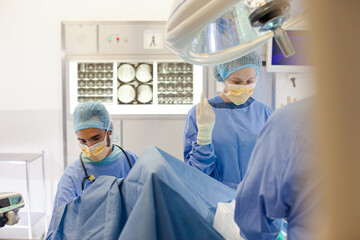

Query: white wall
[274,72,316,108]
[0,0,174,110]
[0,0,174,237]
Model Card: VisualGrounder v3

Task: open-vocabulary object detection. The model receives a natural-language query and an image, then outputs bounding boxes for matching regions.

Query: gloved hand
[196,93,215,145]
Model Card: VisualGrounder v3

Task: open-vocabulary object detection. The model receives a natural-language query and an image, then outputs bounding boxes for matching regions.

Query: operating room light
[165,0,305,65]
[243,0,271,12]
[245,0,295,57]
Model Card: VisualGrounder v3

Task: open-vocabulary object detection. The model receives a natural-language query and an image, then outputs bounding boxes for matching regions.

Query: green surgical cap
[73,101,112,132]
[213,51,262,82]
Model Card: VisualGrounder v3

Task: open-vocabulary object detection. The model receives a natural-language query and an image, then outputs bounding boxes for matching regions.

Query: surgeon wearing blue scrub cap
[46,101,138,240]
[183,51,273,189]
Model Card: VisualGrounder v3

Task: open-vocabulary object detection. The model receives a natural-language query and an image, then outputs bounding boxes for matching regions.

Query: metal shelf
[0,152,47,239]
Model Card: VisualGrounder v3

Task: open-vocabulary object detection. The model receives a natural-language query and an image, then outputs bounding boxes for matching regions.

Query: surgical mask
[223,82,256,105]
[79,122,113,162]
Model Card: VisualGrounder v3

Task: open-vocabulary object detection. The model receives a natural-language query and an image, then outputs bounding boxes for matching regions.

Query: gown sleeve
[183,105,218,177]
[265,105,273,120]
[46,169,78,240]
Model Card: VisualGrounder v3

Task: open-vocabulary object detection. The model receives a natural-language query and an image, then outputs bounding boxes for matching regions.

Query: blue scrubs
[183,96,272,189]
[46,146,137,240]
[235,97,319,240]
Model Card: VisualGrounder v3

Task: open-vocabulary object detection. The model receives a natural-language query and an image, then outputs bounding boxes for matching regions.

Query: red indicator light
[116,37,120,41]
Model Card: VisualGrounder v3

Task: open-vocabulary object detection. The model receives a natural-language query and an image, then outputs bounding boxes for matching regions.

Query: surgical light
[165,0,305,65]
[246,0,295,57]
[243,0,272,12]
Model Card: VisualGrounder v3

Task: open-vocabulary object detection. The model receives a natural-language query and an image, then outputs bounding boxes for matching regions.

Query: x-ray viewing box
[62,21,204,116]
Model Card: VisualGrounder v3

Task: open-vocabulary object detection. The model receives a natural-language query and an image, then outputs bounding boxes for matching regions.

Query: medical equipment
[246,0,295,57]
[0,192,24,227]
[79,144,132,191]
[165,0,305,65]
[266,29,312,72]
[63,21,203,116]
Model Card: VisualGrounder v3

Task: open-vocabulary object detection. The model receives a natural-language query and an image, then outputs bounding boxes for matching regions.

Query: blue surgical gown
[46,145,137,240]
[235,97,319,240]
[183,96,272,189]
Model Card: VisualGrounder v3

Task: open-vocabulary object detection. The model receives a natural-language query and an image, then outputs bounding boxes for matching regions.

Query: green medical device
[0,192,25,227]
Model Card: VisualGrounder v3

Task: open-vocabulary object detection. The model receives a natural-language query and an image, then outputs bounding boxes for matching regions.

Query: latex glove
[196,93,215,145]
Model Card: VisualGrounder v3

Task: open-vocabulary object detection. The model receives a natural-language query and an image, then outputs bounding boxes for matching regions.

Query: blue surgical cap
[73,101,112,132]
[213,51,262,82]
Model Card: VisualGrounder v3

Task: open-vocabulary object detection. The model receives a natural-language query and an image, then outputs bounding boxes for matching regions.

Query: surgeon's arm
[183,105,217,176]
[46,173,77,240]
[234,127,289,239]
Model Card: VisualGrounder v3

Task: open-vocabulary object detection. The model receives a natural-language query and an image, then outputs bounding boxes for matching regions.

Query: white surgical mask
[223,82,256,105]
[79,122,113,162]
